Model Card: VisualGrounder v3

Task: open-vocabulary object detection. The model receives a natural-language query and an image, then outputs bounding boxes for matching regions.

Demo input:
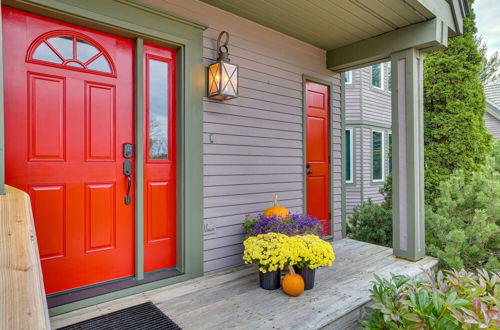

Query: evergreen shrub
[426,140,500,271]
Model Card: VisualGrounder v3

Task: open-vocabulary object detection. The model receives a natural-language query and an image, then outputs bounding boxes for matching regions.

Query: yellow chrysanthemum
[243,233,335,272]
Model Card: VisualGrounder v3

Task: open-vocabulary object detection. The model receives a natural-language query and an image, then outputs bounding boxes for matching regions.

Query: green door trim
[1,0,205,315]
[134,37,145,281]
[302,75,335,240]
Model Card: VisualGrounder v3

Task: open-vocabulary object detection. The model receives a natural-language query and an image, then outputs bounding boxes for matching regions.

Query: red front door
[143,43,177,272]
[3,7,135,293]
[305,81,330,235]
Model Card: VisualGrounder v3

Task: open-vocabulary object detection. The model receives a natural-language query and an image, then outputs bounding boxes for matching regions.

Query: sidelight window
[147,58,170,160]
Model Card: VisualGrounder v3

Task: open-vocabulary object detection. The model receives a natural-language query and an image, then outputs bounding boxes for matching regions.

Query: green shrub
[426,140,500,272]
[423,11,493,205]
[346,199,392,248]
[363,269,499,329]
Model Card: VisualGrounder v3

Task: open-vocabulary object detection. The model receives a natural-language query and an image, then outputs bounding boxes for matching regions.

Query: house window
[345,128,353,183]
[29,33,114,75]
[388,133,392,174]
[372,130,385,182]
[371,64,383,89]
[344,71,352,84]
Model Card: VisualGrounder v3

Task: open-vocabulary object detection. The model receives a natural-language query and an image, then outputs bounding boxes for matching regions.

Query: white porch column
[391,48,425,261]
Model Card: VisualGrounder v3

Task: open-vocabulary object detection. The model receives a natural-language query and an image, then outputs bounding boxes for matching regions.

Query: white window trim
[344,71,352,84]
[388,132,392,175]
[371,64,384,90]
[345,128,354,183]
[372,130,385,182]
[385,62,392,93]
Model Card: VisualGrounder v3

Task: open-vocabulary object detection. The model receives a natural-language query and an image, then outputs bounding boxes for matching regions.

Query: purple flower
[242,213,323,237]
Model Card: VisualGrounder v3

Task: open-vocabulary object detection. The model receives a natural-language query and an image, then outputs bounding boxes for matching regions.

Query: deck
[51,239,437,329]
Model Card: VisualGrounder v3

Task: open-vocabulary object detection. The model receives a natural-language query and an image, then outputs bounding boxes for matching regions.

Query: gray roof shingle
[484,84,500,107]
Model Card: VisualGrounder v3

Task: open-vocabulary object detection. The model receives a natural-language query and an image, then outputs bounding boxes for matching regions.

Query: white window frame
[371,64,384,90]
[388,132,392,175]
[385,62,392,92]
[344,71,352,84]
[372,130,385,182]
[345,128,354,183]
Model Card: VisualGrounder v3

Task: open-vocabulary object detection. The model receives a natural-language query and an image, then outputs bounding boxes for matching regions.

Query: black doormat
[57,302,182,330]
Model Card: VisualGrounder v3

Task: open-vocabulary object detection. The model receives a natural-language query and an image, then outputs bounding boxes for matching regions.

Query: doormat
[57,302,182,330]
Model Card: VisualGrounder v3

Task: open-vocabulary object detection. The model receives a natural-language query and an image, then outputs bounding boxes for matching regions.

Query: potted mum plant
[242,233,292,290]
[290,235,335,290]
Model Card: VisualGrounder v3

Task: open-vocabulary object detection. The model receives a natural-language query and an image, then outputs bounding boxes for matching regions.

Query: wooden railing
[0,185,51,329]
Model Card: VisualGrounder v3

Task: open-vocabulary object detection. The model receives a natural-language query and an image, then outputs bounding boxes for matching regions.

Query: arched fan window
[28,31,115,76]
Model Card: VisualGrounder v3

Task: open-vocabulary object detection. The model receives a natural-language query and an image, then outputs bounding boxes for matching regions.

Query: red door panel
[143,43,177,272]
[3,6,135,294]
[305,81,330,235]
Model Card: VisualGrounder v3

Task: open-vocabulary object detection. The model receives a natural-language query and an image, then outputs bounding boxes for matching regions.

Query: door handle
[306,170,313,175]
[306,163,311,169]
[123,160,132,205]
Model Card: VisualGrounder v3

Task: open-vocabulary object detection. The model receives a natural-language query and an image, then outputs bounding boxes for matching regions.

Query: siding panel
[142,0,342,273]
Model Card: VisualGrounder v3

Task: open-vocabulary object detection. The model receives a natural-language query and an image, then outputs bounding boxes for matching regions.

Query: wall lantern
[208,31,238,100]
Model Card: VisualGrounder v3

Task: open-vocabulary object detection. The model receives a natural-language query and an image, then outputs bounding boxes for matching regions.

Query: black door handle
[123,160,132,205]
[306,170,313,175]
[306,163,311,169]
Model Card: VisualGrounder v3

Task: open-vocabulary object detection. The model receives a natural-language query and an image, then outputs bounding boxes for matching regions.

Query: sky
[473,0,500,57]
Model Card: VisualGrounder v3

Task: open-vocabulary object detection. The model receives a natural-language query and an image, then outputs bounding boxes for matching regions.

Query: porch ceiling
[199,0,467,71]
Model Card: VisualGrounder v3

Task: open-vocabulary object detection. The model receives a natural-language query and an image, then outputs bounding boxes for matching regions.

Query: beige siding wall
[144,0,343,274]
[485,113,500,140]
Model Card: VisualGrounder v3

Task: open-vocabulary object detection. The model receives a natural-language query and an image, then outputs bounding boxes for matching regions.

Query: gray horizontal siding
[144,0,342,274]
[485,113,500,140]
[345,70,361,121]
[360,66,391,126]
[344,65,392,213]
[202,12,342,274]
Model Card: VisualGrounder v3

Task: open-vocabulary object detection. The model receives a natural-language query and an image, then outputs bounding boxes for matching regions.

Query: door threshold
[47,268,183,308]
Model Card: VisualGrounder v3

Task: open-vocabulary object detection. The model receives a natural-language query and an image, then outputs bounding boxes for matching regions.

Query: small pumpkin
[282,266,304,297]
[263,193,289,219]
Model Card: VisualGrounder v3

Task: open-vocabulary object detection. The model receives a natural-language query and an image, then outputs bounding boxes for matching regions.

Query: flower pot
[259,270,281,290]
[296,267,315,290]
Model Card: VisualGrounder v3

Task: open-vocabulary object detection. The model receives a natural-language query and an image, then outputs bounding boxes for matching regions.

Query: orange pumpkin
[263,193,289,219]
[282,266,304,297]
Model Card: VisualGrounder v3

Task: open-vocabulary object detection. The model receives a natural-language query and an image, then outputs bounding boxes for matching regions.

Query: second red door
[305,81,331,236]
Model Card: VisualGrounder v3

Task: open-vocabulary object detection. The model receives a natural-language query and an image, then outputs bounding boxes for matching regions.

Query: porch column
[390,48,425,261]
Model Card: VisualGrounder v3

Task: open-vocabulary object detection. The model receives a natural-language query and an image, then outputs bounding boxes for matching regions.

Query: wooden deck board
[51,239,437,329]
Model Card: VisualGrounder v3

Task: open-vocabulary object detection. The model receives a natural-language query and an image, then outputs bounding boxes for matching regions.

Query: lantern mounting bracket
[217,31,230,62]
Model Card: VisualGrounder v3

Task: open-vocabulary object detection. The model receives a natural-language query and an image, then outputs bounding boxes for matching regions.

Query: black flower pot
[259,270,281,290]
[296,267,315,290]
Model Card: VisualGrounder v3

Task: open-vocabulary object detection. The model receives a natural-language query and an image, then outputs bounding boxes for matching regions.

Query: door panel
[3,6,135,294]
[305,81,330,235]
[143,43,177,272]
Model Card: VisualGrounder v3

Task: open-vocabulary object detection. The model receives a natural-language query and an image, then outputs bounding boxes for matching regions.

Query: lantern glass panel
[208,62,221,96]
[221,62,238,97]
